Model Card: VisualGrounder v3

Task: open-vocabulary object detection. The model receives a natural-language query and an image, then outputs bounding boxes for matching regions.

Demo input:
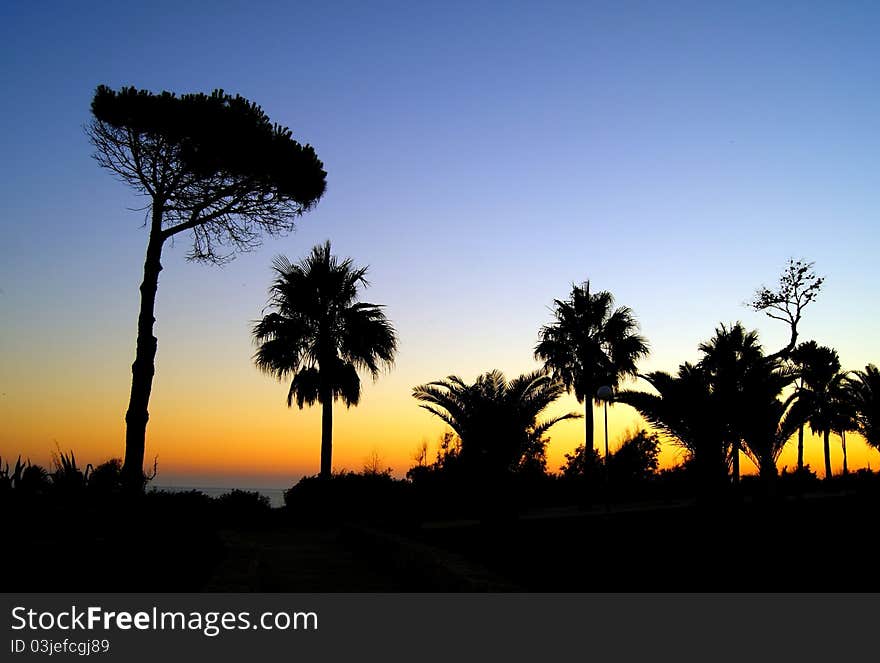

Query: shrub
[216,489,272,526]
[51,449,87,493]
[88,458,123,494]
[284,471,414,525]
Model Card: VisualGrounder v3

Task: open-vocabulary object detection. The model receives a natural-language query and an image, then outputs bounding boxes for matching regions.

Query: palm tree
[696,323,765,484]
[847,364,880,452]
[412,369,579,476]
[253,241,397,479]
[736,358,805,485]
[617,363,729,495]
[793,344,844,479]
[535,282,649,466]
[831,395,858,476]
[789,341,824,472]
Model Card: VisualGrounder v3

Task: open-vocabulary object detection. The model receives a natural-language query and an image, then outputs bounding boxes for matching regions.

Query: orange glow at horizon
[4,371,878,488]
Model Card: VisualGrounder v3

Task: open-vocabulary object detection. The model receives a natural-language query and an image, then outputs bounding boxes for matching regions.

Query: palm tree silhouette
[831,396,858,476]
[253,241,397,479]
[793,344,845,479]
[617,363,729,495]
[696,323,765,484]
[847,364,880,452]
[535,282,648,466]
[621,323,804,493]
[412,369,579,476]
[789,341,825,472]
[737,357,805,486]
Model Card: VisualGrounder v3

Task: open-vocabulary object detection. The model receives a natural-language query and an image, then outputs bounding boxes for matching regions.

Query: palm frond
[253,242,397,416]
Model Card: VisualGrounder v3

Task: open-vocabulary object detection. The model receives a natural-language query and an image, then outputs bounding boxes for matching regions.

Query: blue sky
[2,1,879,481]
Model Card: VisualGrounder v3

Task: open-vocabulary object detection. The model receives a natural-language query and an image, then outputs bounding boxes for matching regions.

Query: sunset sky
[2,1,879,489]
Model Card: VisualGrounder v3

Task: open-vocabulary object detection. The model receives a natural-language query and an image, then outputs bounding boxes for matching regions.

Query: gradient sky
[2,1,879,488]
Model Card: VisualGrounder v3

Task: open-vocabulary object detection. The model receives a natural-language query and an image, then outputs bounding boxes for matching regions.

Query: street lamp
[597,385,613,511]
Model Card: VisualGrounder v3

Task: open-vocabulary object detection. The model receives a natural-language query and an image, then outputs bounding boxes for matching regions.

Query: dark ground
[6,490,878,592]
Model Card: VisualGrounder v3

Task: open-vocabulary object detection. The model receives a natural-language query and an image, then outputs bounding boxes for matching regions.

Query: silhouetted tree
[697,323,765,484]
[736,357,805,486]
[749,258,823,360]
[607,429,661,482]
[88,458,123,494]
[559,445,602,480]
[847,365,880,451]
[252,242,397,479]
[618,364,728,496]
[831,397,858,476]
[88,85,326,490]
[412,370,578,478]
[561,429,660,484]
[789,341,825,472]
[794,345,846,479]
[535,282,649,470]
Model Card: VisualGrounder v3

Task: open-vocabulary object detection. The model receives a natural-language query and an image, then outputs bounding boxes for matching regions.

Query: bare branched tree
[87,85,327,490]
[748,258,823,360]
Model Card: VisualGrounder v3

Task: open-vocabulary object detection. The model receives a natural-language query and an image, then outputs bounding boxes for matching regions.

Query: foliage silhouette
[696,323,765,484]
[792,344,849,479]
[831,382,859,476]
[51,448,88,494]
[0,457,51,497]
[561,429,660,488]
[87,458,123,494]
[284,470,413,525]
[749,258,823,359]
[607,429,661,482]
[617,363,729,498]
[789,341,825,472]
[405,431,462,478]
[253,241,397,479]
[412,369,578,479]
[535,281,648,473]
[847,365,880,451]
[735,356,806,489]
[559,442,603,480]
[215,489,273,527]
[619,323,805,495]
[88,85,326,490]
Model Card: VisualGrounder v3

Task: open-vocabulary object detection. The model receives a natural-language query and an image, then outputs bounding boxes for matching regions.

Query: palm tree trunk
[320,385,333,479]
[841,431,848,476]
[797,425,805,472]
[731,439,740,485]
[584,400,594,459]
[760,455,777,499]
[823,430,832,479]
[122,205,164,492]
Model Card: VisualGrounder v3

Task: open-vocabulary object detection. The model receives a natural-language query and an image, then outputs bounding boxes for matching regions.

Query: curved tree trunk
[320,385,333,479]
[823,430,832,479]
[122,205,164,492]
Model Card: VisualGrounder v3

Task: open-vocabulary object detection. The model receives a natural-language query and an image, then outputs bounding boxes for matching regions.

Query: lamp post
[597,385,613,511]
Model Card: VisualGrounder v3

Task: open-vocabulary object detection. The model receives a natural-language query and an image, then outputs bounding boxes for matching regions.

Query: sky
[2,1,879,488]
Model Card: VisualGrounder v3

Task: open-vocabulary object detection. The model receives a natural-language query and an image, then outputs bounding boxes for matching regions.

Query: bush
[607,430,661,484]
[284,471,415,525]
[88,458,123,494]
[19,463,52,495]
[51,449,87,494]
[216,489,272,526]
